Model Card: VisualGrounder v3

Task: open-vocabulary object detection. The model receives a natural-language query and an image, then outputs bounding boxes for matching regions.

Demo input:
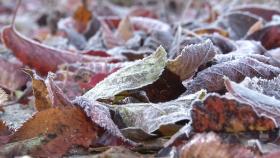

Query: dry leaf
[184,57,280,94]
[1,26,90,75]
[180,132,256,158]
[191,94,276,132]
[9,107,98,157]
[224,78,280,126]
[167,40,216,80]
[115,16,134,42]
[83,46,167,102]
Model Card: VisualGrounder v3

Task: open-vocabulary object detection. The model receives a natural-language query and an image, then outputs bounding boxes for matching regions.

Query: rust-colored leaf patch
[9,107,98,157]
[191,94,276,132]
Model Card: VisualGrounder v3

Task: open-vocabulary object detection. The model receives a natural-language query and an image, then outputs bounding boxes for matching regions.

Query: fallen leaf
[180,132,256,158]
[115,91,203,135]
[0,56,28,91]
[184,57,280,94]
[224,78,280,126]
[130,16,171,33]
[83,46,167,102]
[115,16,134,42]
[9,107,98,157]
[72,97,136,147]
[167,40,216,80]
[1,25,90,75]
[0,121,11,136]
[25,70,52,111]
[73,1,92,33]
[246,24,280,50]
[219,12,260,39]
[232,5,280,21]
[191,94,276,132]
[241,75,280,100]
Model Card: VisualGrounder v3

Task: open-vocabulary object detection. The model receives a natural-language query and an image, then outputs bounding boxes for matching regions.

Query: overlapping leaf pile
[0,0,280,157]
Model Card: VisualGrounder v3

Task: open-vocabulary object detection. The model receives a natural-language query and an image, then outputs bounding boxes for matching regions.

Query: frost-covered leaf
[167,40,216,80]
[115,91,204,135]
[191,94,276,132]
[184,57,280,94]
[9,107,98,157]
[83,46,167,101]
[0,56,28,91]
[241,75,280,100]
[219,12,261,39]
[72,97,136,147]
[224,78,280,126]
[26,70,52,111]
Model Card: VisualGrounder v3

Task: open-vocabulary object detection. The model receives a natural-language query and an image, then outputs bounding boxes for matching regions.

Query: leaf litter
[0,0,280,157]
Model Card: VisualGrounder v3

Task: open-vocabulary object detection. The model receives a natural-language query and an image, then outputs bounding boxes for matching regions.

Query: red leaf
[1,26,90,75]
[191,94,276,132]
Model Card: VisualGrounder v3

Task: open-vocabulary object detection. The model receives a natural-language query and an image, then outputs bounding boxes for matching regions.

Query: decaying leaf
[184,57,280,94]
[83,46,167,101]
[167,40,216,80]
[191,94,276,132]
[0,121,11,137]
[180,132,256,158]
[224,78,280,126]
[8,107,98,157]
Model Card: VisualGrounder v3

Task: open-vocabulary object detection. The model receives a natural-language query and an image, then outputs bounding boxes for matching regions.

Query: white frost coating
[84,46,168,102]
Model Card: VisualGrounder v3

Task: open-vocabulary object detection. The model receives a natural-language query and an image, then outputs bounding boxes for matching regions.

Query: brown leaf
[1,26,89,75]
[45,73,72,108]
[0,57,28,91]
[115,16,134,42]
[9,107,98,157]
[0,121,11,136]
[180,132,256,158]
[184,57,280,94]
[224,78,280,126]
[167,40,216,80]
[73,1,92,33]
[26,70,52,111]
[191,94,276,132]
